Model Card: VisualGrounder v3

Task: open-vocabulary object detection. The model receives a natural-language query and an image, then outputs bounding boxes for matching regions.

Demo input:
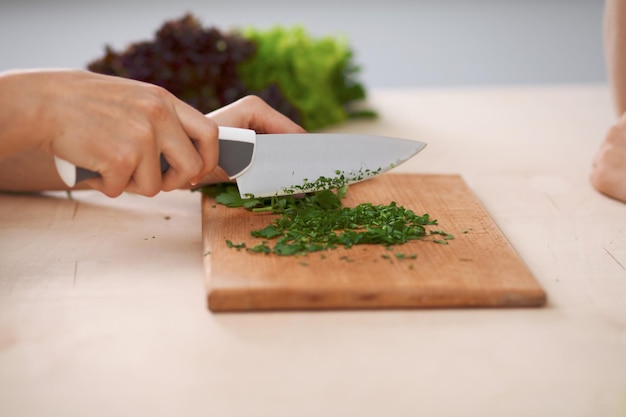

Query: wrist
[0,70,53,158]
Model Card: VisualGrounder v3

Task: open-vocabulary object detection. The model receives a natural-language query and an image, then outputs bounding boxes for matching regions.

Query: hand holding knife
[55,127,426,198]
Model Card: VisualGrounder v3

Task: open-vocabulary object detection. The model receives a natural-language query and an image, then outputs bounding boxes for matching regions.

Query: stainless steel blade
[235,133,426,197]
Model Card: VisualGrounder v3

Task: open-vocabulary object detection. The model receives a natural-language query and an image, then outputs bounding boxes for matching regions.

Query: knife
[54,126,426,198]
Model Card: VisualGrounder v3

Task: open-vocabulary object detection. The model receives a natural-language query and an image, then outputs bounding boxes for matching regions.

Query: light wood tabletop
[1,84,625,417]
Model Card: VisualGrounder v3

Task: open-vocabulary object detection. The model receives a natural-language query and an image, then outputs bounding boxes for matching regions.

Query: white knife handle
[53,126,256,187]
[54,156,78,188]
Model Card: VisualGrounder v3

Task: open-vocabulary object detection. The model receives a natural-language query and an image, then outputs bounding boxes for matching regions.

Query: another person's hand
[591,114,626,203]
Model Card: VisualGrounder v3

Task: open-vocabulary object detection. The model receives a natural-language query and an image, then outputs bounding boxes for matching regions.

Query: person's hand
[591,114,626,202]
[1,69,219,197]
[197,95,306,185]
[0,70,304,195]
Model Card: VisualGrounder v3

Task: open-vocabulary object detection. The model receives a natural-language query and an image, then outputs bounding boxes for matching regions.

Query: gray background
[0,0,606,88]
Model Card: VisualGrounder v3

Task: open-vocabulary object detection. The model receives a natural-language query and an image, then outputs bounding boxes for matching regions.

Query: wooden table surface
[1,85,625,417]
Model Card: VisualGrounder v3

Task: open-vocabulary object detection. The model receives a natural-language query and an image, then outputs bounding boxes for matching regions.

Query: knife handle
[54,126,256,187]
[217,126,256,179]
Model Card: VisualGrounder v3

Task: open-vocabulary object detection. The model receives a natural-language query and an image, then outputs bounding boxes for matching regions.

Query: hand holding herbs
[202,184,454,257]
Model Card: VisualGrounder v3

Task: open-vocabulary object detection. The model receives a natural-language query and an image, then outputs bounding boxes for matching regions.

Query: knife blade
[54,126,426,197]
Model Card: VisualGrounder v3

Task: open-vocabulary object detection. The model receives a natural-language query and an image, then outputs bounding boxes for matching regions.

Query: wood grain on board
[201,174,546,311]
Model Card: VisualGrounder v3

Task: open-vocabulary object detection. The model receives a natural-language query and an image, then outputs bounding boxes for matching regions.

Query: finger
[243,96,307,134]
[83,121,162,196]
[159,123,204,192]
[191,166,232,187]
[83,164,134,198]
[118,88,205,192]
[99,118,163,196]
[145,98,206,191]
[123,148,164,196]
[207,95,306,134]
[172,99,219,184]
[79,144,138,198]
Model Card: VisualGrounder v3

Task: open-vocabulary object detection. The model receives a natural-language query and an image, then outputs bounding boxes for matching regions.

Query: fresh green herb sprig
[199,182,346,212]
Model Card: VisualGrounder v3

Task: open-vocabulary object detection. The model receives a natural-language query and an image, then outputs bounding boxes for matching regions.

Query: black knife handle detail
[218,139,255,178]
[75,154,170,183]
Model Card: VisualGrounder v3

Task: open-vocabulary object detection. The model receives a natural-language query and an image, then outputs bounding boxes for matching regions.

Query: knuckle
[238,94,264,109]
[182,157,203,178]
[193,158,205,175]
[192,124,219,172]
[197,117,219,141]
[143,186,160,197]
[122,119,157,156]
[124,178,161,197]
[109,147,138,173]
[161,181,180,192]
[102,186,123,198]
[133,124,155,148]
[197,152,216,176]
[138,87,171,120]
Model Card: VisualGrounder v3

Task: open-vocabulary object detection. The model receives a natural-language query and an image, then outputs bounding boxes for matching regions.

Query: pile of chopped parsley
[201,183,453,257]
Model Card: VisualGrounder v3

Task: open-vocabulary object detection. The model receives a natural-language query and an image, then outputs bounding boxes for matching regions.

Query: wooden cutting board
[201,174,546,312]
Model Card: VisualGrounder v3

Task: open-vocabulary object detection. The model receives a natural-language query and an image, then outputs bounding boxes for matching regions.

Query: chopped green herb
[247,241,271,254]
[279,168,383,196]
[251,225,282,239]
[395,253,417,260]
[430,230,455,240]
[203,180,454,258]
[225,240,246,250]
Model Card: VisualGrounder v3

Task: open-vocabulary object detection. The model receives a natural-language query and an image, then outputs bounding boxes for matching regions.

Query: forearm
[0,70,72,191]
[0,149,85,192]
[0,70,51,158]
